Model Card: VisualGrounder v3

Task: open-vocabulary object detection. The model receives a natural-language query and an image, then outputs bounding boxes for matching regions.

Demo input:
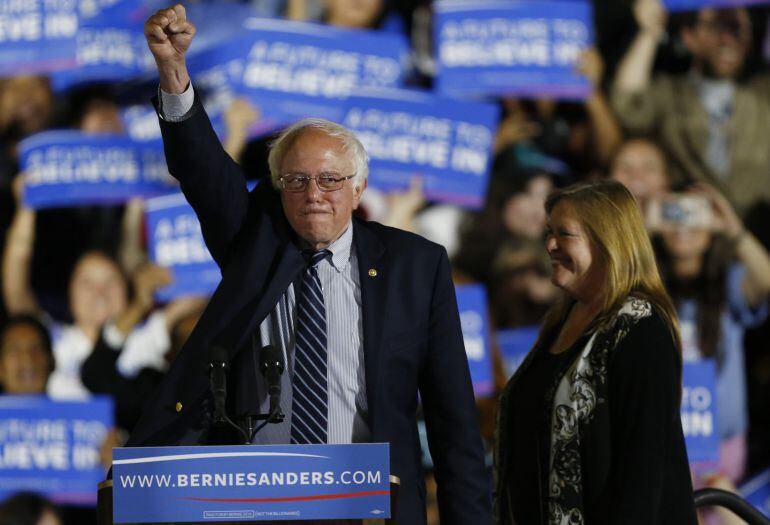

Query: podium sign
[113,444,391,523]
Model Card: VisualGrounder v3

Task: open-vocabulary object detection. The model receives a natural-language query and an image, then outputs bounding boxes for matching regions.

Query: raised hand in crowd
[635,0,668,40]
[577,46,605,89]
[614,0,667,93]
[117,198,147,278]
[144,4,196,94]
[112,263,172,338]
[382,177,426,233]
[2,174,39,316]
[576,46,624,167]
[223,98,260,162]
[691,182,770,308]
[494,100,541,154]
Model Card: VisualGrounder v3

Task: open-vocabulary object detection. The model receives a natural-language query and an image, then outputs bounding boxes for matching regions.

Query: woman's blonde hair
[540,180,681,353]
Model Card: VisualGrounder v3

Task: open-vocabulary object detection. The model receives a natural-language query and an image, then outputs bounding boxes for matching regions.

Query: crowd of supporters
[1,0,770,523]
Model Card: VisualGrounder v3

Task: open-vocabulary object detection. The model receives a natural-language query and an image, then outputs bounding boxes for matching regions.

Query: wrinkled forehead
[281,129,353,172]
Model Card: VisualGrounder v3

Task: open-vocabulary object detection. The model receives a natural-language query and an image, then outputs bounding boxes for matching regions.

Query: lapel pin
[368,269,377,277]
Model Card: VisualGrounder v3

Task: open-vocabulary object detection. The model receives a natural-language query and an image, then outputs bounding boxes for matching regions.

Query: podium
[97,444,399,524]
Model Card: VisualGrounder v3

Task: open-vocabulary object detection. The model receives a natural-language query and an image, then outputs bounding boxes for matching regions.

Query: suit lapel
[353,220,387,432]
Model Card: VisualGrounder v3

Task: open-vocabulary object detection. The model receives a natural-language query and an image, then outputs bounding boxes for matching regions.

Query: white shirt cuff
[159,82,195,121]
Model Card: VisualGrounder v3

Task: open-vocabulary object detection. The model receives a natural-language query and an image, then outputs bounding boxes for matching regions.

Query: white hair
[267,118,369,190]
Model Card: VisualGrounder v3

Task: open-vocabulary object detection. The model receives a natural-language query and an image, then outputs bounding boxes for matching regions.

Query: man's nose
[303,178,323,200]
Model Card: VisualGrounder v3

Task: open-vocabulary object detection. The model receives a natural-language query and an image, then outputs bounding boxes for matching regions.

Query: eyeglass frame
[277,172,358,192]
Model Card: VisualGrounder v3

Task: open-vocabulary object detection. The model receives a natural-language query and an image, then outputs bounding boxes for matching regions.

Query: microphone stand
[240,339,286,444]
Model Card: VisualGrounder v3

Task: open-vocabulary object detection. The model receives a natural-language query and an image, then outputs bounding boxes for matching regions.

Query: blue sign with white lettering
[0,396,113,505]
[112,444,391,523]
[740,468,770,518]
[681,360,720,464]
[664,0,769,11]
[78,0,149,21]
[496,326,539,378]
[434,0,594,99]
[186,44,252,141]
[341,88,499,208]
[0,0,79,75]
[145,192,221,301]
[455,284,494,397]
[51,17,151,91]
[121,104,162,142]
[224,18,409,131]
[19,131,177,209]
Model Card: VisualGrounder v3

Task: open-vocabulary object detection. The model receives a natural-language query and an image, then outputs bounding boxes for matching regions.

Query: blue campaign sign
[19,131,177,209]
[145,192,221,302]
[223,18,409,131]
[740,468,770,518]
[496,326,539,378]
[112,444,391,523]
[434,0,594,100]
[0,396,113,505]
[121,104,162,142]
[664,0,769,11]
[0,0,78,75]
[78,0,150,21]
[51,17,151,92]
[455,284,494,397]
[681,360,720,464]
[340,88,500,208]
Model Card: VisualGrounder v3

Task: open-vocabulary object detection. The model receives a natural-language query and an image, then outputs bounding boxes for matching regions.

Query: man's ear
[352,178,368,210]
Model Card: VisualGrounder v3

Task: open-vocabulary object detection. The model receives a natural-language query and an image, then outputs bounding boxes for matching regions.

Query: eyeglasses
[278,172,356,192]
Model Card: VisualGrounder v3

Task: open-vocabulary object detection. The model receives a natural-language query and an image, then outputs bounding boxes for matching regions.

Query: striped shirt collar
[324,222,353,273]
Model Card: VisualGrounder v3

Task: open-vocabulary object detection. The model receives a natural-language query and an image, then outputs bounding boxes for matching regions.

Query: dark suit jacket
[125,96,491,524]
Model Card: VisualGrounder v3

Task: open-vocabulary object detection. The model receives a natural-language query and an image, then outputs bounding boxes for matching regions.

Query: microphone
[209,346,229,425]
[259,345,284,416]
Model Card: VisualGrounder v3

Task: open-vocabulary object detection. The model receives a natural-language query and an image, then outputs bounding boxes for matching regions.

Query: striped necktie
[290,249,331,444]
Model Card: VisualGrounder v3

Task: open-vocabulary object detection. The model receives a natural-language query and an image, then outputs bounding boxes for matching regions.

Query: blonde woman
[494,181,696,524]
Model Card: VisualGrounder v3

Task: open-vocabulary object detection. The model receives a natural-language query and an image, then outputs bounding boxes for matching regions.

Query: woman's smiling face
[545,201,606,303]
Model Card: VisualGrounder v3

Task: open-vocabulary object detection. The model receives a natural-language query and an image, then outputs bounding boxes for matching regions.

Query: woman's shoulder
[608,297,678,367]
[597,296,674,354]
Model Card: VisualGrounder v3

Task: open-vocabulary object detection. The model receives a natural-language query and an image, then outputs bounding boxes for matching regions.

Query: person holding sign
[494,181,696,524]
[132,5,491,524]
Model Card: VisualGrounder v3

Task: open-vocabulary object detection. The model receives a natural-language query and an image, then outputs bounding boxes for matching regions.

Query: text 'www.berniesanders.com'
[119,470,382,489]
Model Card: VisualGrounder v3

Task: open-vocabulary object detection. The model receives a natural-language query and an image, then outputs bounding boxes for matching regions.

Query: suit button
[175,402,183,413]
[368,268,377,277]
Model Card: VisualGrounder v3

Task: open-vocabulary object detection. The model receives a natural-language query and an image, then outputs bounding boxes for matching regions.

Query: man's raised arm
[144,4,250,267]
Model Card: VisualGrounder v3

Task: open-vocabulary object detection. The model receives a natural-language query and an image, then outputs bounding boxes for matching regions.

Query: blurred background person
[2,177,203,403]
[0,492,62,525]
[612,0,770,217]
[651,183,770,485]
[0,315,53,396]
[454,147,561,290]
[609,136,670,212]
[494,47,623,178]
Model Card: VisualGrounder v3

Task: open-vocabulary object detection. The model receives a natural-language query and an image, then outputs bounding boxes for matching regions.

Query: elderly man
[127,5,492,524]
